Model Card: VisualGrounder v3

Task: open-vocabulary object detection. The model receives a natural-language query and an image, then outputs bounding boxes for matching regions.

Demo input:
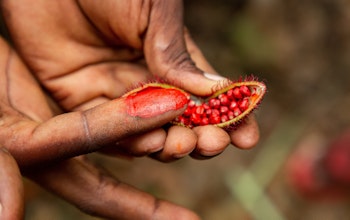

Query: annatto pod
[123,76,266,130]
[172,77,266,130]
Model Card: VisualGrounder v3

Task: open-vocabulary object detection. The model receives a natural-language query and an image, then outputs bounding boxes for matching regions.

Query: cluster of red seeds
[174,85,252,128]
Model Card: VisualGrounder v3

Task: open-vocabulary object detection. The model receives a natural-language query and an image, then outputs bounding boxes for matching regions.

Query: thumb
[144,0,219,96]
[2,86,188,167]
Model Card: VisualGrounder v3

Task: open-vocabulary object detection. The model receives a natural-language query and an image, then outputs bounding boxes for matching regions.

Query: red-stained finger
[1,87,187,167]
[27,157,201,220]
[0,148,24,220]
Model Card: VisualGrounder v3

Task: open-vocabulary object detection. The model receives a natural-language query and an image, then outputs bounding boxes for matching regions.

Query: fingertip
[102,129,167,157]
[229,115,260,149]
[153,201,201,220]
[192,125,230,157]
[151,126,197,162]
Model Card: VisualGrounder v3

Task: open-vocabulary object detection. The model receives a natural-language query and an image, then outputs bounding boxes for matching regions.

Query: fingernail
[125,86,189,118]
[0,147,9,154]
[203,72,226,81]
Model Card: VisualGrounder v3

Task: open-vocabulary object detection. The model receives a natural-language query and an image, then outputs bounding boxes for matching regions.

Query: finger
[190,126,231,159]
[45,62,151,110]
[229,114,260,149]
[183,28,217,74]
[150,126,197,162]
[100,128,167,157]
[0,148,24,220]
[1,86,188,167]
[143,0,219,96]
[27,157,200,220]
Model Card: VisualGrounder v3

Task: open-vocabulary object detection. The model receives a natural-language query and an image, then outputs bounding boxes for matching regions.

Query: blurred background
[23,0,350,219]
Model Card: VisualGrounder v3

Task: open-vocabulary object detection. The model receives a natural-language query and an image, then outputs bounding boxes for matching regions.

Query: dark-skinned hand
[0,1,260,219]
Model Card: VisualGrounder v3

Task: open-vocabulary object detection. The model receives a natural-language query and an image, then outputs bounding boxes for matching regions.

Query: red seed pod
[141,76,268,130]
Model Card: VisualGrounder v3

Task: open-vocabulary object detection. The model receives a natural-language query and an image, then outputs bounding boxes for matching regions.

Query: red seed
[200,117,209,126]
[178,116,190,126]
[205,108,212,116]
[228,111,235,119]
[240,85,251,97]
[188,100,196,108]
[211,109,220,117]
[221,115,229,123]
[195,105,205,115]
[202,103,210,110]
[190,113,201,125]
[232,87,242,99]
[218,94,230,106]
[226,89,235,100]
[209,114,221,124]
[183,107,193,116]
[233,107,241,117]
[209,98,221,109]
[239,97,250,111]
[229,101,238,110]
[220,106,229,114]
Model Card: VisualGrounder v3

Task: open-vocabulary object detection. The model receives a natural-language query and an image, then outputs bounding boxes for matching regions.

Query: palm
[4,1,155,111]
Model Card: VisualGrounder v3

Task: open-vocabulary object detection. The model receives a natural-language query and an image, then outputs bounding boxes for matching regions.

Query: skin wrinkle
[77,163,123,217]
[151,197,161,219]
[75,0,109,45]
[81,111,93,150]
[138,0,150,41]
[4,46,13,107]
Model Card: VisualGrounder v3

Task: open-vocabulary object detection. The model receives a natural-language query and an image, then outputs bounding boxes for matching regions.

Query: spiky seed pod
[123,77,266,130]
[171,78,266,130]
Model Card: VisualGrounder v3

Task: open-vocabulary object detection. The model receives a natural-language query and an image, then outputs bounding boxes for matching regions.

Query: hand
[0,36,198,219]
[0,0,260,219]
[2,0,260,161]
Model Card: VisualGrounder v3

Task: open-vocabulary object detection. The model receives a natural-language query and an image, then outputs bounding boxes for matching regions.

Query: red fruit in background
[286,132,350,201]
[324,130,350,185]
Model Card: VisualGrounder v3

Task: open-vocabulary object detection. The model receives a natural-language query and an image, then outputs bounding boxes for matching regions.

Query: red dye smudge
[125,87,189,118]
